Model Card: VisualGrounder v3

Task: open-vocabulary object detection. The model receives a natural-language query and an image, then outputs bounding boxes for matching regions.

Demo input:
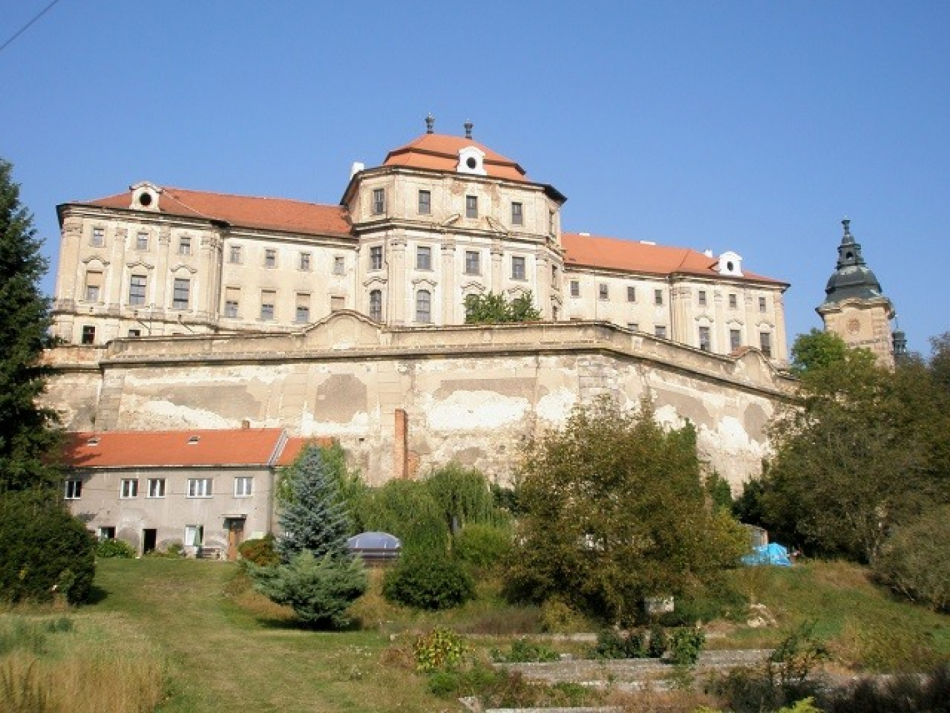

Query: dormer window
[129,182,162,212]
[457,146,487,176]
[717,250,744,277]
[187,435,200,444]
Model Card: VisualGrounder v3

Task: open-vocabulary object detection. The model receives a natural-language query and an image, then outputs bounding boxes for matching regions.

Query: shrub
[873,505,950,612]
[413,628,465,673]
[383,550,475,610]
[0,490,96,604]
[356,480,448,551]
[590,628,648,659]
[491,639,559,663]
[540,598,588,633]
[238,535,279,567]
[95,539,135,559]
[668,627,706,666]
[453,523,512,570]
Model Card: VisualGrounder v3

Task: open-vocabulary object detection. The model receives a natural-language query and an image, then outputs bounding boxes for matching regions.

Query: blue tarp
[742,542,793,567]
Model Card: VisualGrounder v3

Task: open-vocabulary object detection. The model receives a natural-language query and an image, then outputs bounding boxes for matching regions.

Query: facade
[52,121,788,365]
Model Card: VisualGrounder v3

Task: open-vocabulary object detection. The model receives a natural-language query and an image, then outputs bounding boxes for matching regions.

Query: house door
[226,519,245,561]
[142,528,157,554]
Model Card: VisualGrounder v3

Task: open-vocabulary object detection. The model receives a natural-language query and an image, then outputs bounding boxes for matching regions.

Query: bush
[0,490,96,604]
[590,628,648,659]
[491,639,559,663]
[238,535,279,566]
[96,538,136,559]
[668,627,706,666]
[453,523,512,570]
[413,628,465,672]
[383,550,475,610]
[873,505,950,612]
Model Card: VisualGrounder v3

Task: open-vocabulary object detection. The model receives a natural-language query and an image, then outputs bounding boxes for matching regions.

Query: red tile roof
[274,437,335,467]
[561,232,785,285]
[80,188,352,238]
[64,429,288,468]
[383,133,528,182]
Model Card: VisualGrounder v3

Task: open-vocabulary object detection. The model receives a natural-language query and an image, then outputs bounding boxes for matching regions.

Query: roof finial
[425,113,434,134]
[842,217,851,237]
[464,120,473,139]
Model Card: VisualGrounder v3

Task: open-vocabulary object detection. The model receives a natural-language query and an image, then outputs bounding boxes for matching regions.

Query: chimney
[349,161,364,179]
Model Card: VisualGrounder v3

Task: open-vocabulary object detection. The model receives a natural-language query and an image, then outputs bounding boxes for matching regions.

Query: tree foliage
[0,158,60,493]
[789,328,848,375]
[504,397,748,625]
[464,291,541,324]
[874,505,950,612]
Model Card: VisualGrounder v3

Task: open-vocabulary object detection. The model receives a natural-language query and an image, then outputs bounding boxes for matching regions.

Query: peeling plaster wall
[42,313,797,489]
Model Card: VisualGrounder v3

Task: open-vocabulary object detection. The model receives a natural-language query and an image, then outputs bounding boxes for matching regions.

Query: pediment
[298,309,384,350]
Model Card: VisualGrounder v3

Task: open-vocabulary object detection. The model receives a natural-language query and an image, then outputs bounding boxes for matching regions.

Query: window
[172,278,190,309]
[187,478,212,498]
[570,280,580,297]
[91,227,104,247]
[627,286,636,302]
[184,525,204,546]
[465,195,478,219]
[698,290,707,307]
[128,275,147,306]
[299,252,311,271]
[699,326,711,351]
[654,289,663,306]
[295,293,310,323]
[728,293,738,309]
[128,329,141,337]
[178,236,191,255]
[418,190,431,215]
[120,479,139,498]
[84,270,102,302]
[264,249,277,268]
[332,256,344,275]
[511,202,523,226]
[330,296,344,311]
[627,322,639,331]
[234,477,253,497]
[224,287,239,318]
[465,251,480,275]
[369,290,382,321]
[655,325,667,339]
[136,232,149,250]
[260,290,276,321]
[97,526,115,541]
[229,245,242,264]
[416,290,431,323]
[64,479,82,499]
[511,256,526,280]
[372,188,385,215]
[81,325,95,345]
[599,284,609,301]
[416,246,431,270]
[370,246,383,270]
[758,296,767,312]
[147,478,166,498]
[760,331,772,357]
[730,329,742,352]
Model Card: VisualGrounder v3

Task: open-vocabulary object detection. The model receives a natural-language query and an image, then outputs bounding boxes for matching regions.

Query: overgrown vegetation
[464,290,541,324]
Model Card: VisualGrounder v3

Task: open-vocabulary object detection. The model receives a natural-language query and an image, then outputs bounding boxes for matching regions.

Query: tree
[789,328,848,375]
[0,159,60,493]
[504,397,747,625]
[464,291,541,324]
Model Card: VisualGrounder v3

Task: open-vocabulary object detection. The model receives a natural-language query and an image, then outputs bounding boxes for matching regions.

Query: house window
[299,252,311,271]
[224,287,240,318]
[84,270,102,302]
[330,296,344,312]
[729,293,738,309]
[730,329,742,351]
[465,195,478,219]
[332,256,345,275]
[370,246,383,270]
[760,331,772,357]
[416,246,432,270]
[234,477,253,497]
[91,227,104,247]
[187,478,212,498]
[418,190,431,215]
[698,290,707,307]
[511,256,526,280]
[64,479,82,499]
[627,322,639,331]
[599,284,609,301]
[178,236,191,255]
[147,478,166,498]
[372,188,385,215]
[260,290,276,321]
[97,526,115,541]
[229,245,242,264]
[120,479,139,498]
[627,286,636,302]
[511,202,523,226]
[136,232,149,250]
[654,289,663,306]
[699,326,711,351]
[655,325,667,338]
[172,278,190,309]
[295,293,310,323]
[81,325,95,344]
[759,296,767,312]
[264,249,277,268]
[184,524,204,546]
[570,280,580,297]
[368,290,383,321]
[416,290,431,323]
[128,329,141,337]
[465,251,480,275]
[128,275,147,306]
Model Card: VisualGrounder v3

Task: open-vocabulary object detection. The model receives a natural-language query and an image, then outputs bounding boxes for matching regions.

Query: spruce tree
[0,159,60,493]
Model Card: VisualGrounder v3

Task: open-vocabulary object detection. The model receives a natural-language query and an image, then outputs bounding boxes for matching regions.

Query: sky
[2,1,948,355]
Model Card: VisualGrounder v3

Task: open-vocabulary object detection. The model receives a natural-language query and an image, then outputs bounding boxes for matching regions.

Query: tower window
[511,202,523,226]
[599,284,609,301]
[418,190,431,215]
[729,293,738,309]
[759,296,767,312]
[129,275,147,306]
[698,290,707,307]
[466,195,478,219]
[759,331,772,357]
[370,246,383,270]
[372,188,385,215]
[178,236,191,255]
[465,251,480,275]
[369,289,383,321]
[511,256,526,280]
[81,325,96,345]
[627,286,636,302]
[730,329,742,352]
[264,249,277,268]
[570,280,580,297]
[229,245,242,264]
[172,278,190,309]
[299,252,312,271]
[699,326,711,351]
[654,289,663,306]
[416,246,432,270]
[416,290,431,323]
[136,232,149,250]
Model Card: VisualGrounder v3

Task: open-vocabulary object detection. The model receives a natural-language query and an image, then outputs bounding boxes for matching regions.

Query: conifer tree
[0,159,60,493]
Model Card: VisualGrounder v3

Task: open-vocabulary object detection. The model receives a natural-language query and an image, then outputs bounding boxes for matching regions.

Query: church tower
[817,219,897,368]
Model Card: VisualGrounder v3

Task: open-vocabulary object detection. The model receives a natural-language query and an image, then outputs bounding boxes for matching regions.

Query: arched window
[369,289,382,322]
[415,290,431,323]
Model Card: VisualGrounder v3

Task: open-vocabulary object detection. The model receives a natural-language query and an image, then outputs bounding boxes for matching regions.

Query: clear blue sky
[2,1,948,355]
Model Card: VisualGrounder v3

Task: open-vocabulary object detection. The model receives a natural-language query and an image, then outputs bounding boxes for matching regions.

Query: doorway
[226,519,245,561]
[142,528,157,554]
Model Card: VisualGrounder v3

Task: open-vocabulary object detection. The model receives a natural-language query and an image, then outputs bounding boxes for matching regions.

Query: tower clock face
[847,318,861,334]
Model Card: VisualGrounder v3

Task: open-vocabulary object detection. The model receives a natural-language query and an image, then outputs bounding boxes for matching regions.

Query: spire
[464,120,473,139]
[821,218,888,305]
[425,113,434,134]
[835,216,865,270]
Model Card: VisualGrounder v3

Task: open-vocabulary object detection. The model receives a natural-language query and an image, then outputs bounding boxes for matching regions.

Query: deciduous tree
[464,291,541,324]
